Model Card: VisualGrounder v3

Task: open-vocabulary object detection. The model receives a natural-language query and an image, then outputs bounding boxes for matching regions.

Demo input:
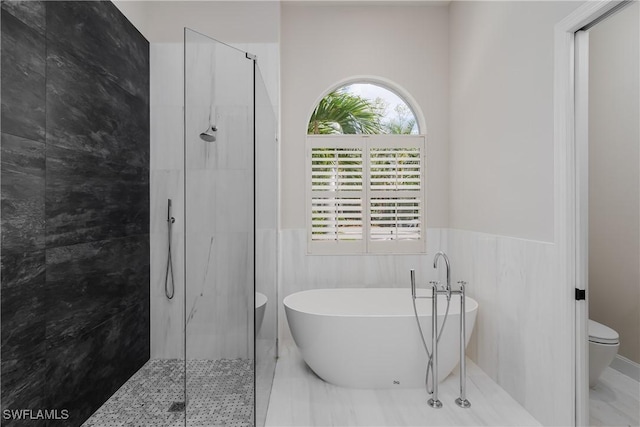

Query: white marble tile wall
[151,40,268,361]
[256,230,277,339]
[184,230,253,358]
[184,36,254,361]
[255,74,278,343]
[447,229,574,426]
[150,169,184,359]
[150,43,185,359]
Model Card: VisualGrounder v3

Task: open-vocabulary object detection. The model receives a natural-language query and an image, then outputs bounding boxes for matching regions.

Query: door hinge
[575,288,586,301]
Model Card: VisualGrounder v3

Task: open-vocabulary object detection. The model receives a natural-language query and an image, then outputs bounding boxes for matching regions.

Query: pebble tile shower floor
[83,359,254,427]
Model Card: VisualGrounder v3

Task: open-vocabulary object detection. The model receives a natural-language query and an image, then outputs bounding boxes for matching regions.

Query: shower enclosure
[184,27,255,425]
[84,26,277,427]
[84,27,278,426]
[0,1,277,421]
[183,28,277,426]
[254,56,278,427]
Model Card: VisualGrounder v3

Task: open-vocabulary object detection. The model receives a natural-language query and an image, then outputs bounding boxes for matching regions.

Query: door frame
[553,1,630,425]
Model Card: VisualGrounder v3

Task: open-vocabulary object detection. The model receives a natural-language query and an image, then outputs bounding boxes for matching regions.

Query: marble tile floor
[589,366,640,427]
[265,340,541,427]
[83,358,254,427]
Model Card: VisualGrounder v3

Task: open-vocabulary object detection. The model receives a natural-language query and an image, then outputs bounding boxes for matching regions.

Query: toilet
[588,319,619,388]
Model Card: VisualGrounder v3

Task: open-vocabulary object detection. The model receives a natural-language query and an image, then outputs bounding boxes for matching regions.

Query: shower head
[199,125,217,142]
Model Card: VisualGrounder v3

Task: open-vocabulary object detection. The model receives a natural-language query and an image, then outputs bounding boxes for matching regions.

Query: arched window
[306,81,426,254]
[308,83,420,135]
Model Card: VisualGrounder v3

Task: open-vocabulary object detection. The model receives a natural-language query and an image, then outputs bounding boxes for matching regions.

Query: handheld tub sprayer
[411,251,471,409]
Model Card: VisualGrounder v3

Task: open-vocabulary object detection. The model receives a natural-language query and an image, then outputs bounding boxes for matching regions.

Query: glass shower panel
[255,64,278,427]
[184,28,255,426]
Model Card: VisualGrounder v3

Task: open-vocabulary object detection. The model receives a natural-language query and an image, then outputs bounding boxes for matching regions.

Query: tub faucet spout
[433,251,451,300]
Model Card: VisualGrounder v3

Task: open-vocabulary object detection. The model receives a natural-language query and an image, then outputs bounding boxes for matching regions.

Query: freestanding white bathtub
[284,288,478,389]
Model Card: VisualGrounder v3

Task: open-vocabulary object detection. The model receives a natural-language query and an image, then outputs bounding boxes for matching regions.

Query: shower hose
[165,215,175,299]
[412,289,451,395]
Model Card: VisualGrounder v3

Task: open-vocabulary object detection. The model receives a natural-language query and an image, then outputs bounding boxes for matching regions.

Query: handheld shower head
[199,125,217,142]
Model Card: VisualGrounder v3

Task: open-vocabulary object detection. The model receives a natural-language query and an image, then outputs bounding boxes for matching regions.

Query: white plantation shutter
[307,135,426,254]
[308,138,364,253]
[310,146,363,241]
[370,197,421,240]
[367,138,425,253]
[311,197,363,240]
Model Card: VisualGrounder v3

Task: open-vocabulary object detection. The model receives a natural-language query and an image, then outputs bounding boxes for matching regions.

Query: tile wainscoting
[278,227,574,426]
[447,229,573,426]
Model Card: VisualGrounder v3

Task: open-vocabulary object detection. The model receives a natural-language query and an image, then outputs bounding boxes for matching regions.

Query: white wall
[588,1,640,365]
[281,2,450,230]
[449,2,582,425]
[449,1,579,242]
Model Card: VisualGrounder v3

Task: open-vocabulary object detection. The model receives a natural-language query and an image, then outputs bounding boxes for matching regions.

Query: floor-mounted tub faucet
[433,251,451,300]
[413,251,471,410]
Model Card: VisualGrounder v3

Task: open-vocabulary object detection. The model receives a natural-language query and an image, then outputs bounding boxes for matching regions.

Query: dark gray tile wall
[1,1,150,425]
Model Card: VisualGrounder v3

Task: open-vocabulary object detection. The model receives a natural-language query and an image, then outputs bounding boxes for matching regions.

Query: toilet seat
[588,319,619,345]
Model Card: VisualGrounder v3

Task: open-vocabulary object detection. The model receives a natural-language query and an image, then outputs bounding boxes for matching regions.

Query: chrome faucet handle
[429,281,446,293]
[457,280,467,291]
